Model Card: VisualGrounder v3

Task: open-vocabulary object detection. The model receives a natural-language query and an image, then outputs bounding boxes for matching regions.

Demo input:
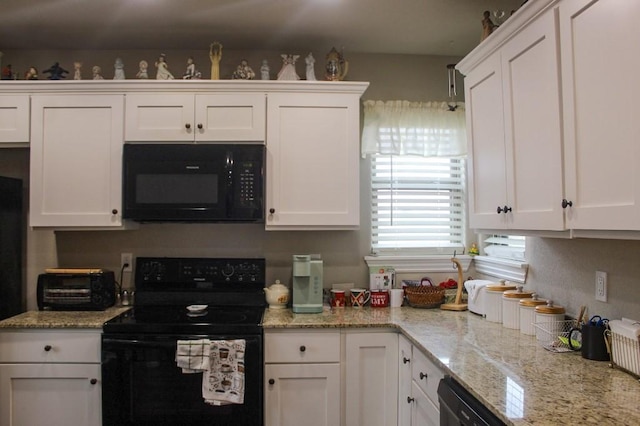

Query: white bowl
[186,304,208,313]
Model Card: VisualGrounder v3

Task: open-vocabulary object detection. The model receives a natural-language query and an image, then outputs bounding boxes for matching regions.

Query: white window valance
[361,100,467,158]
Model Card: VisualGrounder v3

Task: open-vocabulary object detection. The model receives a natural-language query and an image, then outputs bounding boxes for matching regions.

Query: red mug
[371,289,389,308]
[330,289,346,308]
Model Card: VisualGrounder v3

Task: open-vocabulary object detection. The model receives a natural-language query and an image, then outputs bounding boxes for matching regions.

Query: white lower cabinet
[345,331,398,426]
[398,335,443,426]
[264,330,341,426]
[265,329,399,426]
[0,330,102,426]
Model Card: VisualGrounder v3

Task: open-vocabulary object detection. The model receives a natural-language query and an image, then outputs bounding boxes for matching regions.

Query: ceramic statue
[260,60,270,80]
[277,54,300,81]
[231,59,255,80]
[43,62,69,80]
[183,56,202,79]
[209,42,223,80]
[113,58,125,80]
[92,65,104,80]
[73,61,82,80]
[24,66,38,80]
[155,53,174,80]
[305,52,316,81]
[136,60,149,79]
[325,47,348,81]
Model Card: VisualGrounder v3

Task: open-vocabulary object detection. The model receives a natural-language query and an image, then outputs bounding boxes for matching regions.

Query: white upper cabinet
[266,91,363,230]
[0,95,29,145]
[559,0,640,231]
[29,94,125,228]
[460,0,640,236]
[463,6,564,231]
[125,93,266,142]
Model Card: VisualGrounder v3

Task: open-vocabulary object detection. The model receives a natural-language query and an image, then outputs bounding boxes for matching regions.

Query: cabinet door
[398,335,412,426]
[29,95,124,227]
[266,92,361,230]
[264,363,340,426]
[465,51,509,229]
[194,93,265,141]
[410,382,439,426]
[0,95,29,144]
[0,363,101,426]
[501,8,564,231]
[345,332,398,426]
[560,0,640,230]
[125,93,195,141]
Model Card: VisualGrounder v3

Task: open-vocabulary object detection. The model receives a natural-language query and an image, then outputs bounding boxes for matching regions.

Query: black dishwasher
[438,375,506,426]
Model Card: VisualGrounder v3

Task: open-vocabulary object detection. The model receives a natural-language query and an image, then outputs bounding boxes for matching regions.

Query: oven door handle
[102,338,179,348]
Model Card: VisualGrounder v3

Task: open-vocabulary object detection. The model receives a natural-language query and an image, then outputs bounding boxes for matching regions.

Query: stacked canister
[484,280,517,323]
[518,294,547,335]
[534,300,566,342]
[501,286,534,329]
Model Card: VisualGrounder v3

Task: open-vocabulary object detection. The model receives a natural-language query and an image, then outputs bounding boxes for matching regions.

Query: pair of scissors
[589,315,609,327]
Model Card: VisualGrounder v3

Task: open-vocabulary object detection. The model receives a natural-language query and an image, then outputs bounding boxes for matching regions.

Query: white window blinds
[371,155,466,252]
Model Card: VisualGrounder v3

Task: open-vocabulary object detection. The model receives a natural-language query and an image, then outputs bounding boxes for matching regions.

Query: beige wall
[2,48,639,320]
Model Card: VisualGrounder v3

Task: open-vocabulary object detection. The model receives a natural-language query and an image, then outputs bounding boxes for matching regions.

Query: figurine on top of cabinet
[209,42,223,80]
[183,56,202,79]
[113,58,125,80]
[277,54,300,81]
[73,61,82,80]
[155,53,174,80]
[305,53,316,81]
[1,64,13,80]
[260,60,270,80]
[92,65,104,80]
[136,60,149,79]
[481,10,497,41]
[24,66,38,80]
[231,59,255,80]
[325,47,348,81]
[43,62,69,80]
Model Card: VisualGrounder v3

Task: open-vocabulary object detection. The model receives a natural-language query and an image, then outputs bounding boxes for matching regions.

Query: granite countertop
[263,306,640,426]
[0,307,130,329]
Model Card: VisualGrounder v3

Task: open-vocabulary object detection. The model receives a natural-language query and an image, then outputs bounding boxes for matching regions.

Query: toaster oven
[37,268,116,311]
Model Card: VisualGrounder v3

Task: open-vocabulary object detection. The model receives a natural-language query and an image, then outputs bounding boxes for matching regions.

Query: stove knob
[222,264,235,278]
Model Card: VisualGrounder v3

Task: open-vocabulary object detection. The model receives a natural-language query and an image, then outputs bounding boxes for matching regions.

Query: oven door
[102,333,263,426]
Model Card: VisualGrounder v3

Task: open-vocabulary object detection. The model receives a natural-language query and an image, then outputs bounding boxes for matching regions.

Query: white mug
[390,288,404,307]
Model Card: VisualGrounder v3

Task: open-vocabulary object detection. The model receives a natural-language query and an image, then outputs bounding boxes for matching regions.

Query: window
[483,234,526,261]
[371,154,466,253]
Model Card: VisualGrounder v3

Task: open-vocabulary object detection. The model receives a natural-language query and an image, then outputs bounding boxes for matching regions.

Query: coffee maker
[292,254,323,313]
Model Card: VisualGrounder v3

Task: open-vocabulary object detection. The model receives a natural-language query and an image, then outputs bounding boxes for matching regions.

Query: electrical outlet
[121,253,133,273]
[595,270,607,302]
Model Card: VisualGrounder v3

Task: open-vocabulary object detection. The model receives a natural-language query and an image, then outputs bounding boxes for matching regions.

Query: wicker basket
[404,285,445,309]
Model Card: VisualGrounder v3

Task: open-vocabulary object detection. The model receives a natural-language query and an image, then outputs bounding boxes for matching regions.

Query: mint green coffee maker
[292,255,323,313]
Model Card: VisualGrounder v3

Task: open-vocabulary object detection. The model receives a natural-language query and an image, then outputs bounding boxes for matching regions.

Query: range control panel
[135,257,266,288]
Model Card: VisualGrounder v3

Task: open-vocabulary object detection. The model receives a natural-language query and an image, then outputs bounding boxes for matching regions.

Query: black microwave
[123,143,265,222]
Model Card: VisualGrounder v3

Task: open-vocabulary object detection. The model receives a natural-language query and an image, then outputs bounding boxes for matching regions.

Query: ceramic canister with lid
[502,286,534,329]
[534,300,565,342]
[519,294,547,335]
[484,280,517,323]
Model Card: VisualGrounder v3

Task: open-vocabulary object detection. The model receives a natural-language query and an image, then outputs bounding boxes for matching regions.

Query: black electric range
[102,257,266,426]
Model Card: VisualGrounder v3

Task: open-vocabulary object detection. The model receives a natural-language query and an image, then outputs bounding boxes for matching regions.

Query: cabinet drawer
[0,330,101,363]
[412,348,444,404]
[265,331,340,363]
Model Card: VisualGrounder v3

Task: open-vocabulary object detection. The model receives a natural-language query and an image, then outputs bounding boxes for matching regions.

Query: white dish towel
[202,339,246,406]
[176,339,211,373]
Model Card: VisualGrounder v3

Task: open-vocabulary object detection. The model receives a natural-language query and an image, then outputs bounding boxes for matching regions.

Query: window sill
[472,255,529,284]
[364,255,473,273]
